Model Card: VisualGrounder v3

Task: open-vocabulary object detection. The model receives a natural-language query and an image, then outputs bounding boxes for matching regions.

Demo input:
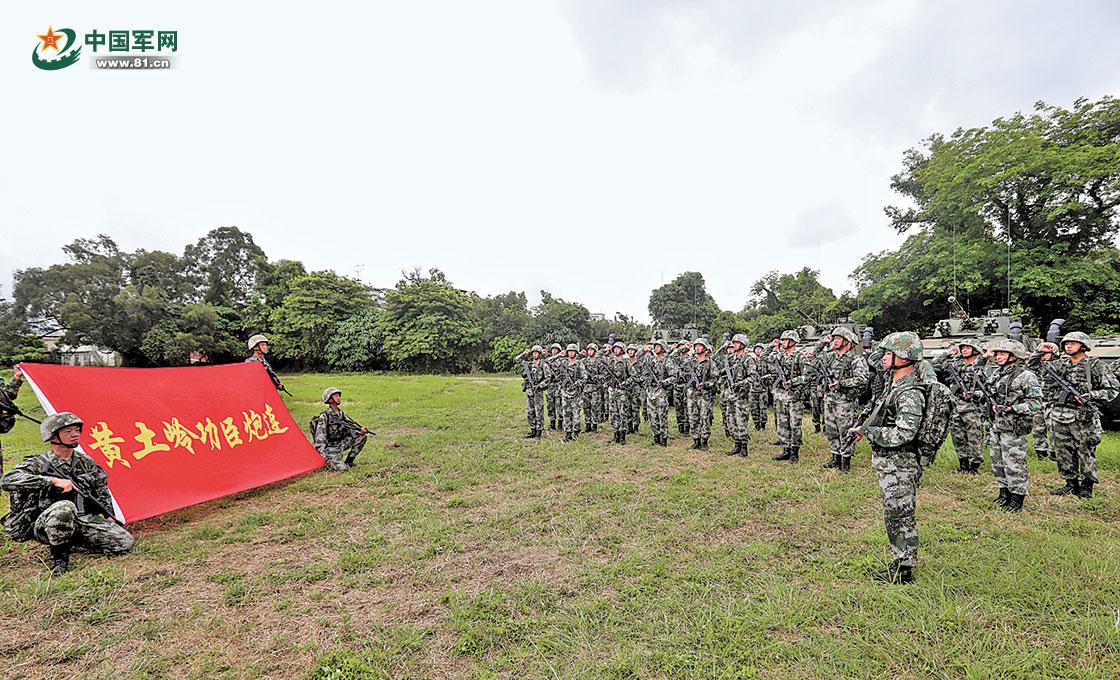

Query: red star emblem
[38,26,64,52]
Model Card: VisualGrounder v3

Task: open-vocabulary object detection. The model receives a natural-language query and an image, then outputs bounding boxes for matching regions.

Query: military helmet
[531,344,544,353]
[247,334,269,351]
[693,338,712,352]
[831,327,858,344]
[626,344,637,352]
[991,339,1027,359]
[1062,331,1095,352]
[1038,341,1059,354]
[322,387,342,403]
[566,343,579,352]
[613,341,626,350]
[780,330,800,344]
[550,343,562,351]
[586,342,598,350]
[753,343,764,349]
[957,339,983,354]
[878,331,924,361]
[732,333,749,346]
[41,411,83,442]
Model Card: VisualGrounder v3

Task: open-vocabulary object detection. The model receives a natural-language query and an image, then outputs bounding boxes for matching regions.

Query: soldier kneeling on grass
[1,412,135,576]
[311,388,368,472]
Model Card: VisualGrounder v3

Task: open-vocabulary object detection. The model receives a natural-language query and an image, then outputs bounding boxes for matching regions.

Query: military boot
[1051,480,1078,496]
[823,454,840,469]
[1077,481,1094,499]
[738,441,749,458]
[995,487,1011,507]
[49,543,71,576]
[585,423,592,433]
[968,460,982,475]
[524,429,537,439]
[871,561,913,585]
[1036,450,1048,460]
[661,434,669,447]
[619,430,626,444]
[700,437,710,451]
[1003,492,1025,512]
[726,441,741,456]
[840,456,851,473]
[773,448,792,461]
[813,422,821,433]
[563,432,573,442]
[956,459,969,473]
[788,446,799,464]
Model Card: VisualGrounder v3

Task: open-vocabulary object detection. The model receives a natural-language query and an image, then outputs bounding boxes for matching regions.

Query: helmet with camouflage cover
[322,387,342,403]
[693,338,712,353]
[831,327,858,344]
[566,343,579,352]
[586,343,598,350]
[1062,331,1095,352]
[652,338,667,350]
[957,339,983,354]
[626,344,637,352]
[41,411,83,442]
[780,330,800,344]
[531,344,544,353]
[753,343,764,350]
[878,331,923,361]
[247,334,269,351]
[732,333,749,346]
[550,343,562,351]
[613,341,626,351]
[991,339,1027,359]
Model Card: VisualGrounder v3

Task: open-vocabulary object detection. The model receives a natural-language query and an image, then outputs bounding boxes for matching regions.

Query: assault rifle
[943,362,970,399]
[1044,363,1101,415]
[721,355,736,389]
[0,400,42,424]
[557,360,576,391]
[844,396,883,448]
[811,360,835,389]
[42,460,125,527]
[770,356,791,389]
[521,360,539,394]
[335,411,374,436]
[971,374,1003,417]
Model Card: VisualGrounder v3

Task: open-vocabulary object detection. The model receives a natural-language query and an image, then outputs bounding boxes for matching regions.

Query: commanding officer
[2,412,135,575]
[821,327,870,473]
[311,388,369,471]
[1034,332,1119,499]
[848,332,925,585]
[245,334,284,392]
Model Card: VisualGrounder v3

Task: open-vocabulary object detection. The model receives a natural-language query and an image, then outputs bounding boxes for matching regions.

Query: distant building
[590,313,606,322]
[41,330,119,367]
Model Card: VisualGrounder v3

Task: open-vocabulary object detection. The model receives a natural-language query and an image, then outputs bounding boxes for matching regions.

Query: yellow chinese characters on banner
[86,404,289,470]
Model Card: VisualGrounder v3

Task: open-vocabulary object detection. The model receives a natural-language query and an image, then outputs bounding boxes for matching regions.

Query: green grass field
[2,372,1120,679]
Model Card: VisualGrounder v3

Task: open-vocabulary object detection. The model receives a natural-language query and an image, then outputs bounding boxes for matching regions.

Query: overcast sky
[4,1,1119,322]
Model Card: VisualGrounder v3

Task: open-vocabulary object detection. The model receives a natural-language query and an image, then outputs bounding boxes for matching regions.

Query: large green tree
[529,292,592,345]
[270,271,374,368]
[742,268,842,341]
[648,272,719,330]
[377,269,481,372]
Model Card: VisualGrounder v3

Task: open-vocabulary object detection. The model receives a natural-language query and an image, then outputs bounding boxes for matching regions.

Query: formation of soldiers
[516,326,1119,585]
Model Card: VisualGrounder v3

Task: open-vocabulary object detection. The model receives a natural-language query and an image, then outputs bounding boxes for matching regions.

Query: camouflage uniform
[768,332,810,461]
[981,343,1042,506]
[749,346,769,430]
[625,347,644,433]
[670,345,692,433]
[716,349,738,439]
[545,345,564,429]
[581,346,604,432]
[1032,334,1119,497]
[935,342,987,472]
[604,346,632,443]
[686,342,720,449]
[821,331,871,471]
[556,349,588,438]
[245,355,283,390]
[311,398,368,472]
[520,352,553,436]
[2,451,134,556]
[807,344,829,434]
[0,374,23,469]
[645,351,678,444]
[725,343,759,456]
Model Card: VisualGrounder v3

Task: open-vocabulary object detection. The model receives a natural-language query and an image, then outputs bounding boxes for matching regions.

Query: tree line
[2,96,1118,372]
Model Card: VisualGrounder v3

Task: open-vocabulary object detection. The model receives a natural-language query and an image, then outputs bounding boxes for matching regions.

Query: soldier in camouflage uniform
[2,412,135,575]
[850,332,925,584]
[245,334,285,392]
[640,344,654,425]
[723,334,758,457]
[821,327,870,473]
[670,340,692,434]
[605,342,632,444]
[625,345,643,434]
[645,340,678,446]
[1032,333,1119,499]
[581,343,604,433]
[0,365,26,470]
[545,343,564,430]
[806,337,830,434]
[934,339,987,474]
[312,388,369,471]
[686,338,719,451]
[749,344,769,431]
[716,338,737,440]
[974,340,1042,512]
[769,331,810,463]
[517,345,552,438]
[557,344,588,441]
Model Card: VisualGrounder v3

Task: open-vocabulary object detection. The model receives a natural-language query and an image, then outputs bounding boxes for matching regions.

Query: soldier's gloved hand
[50,478,76,493]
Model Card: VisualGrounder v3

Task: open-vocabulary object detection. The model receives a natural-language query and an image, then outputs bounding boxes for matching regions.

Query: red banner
[18,362,324,523]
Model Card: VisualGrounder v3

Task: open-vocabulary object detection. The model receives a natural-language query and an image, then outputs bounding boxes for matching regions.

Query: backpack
[914,381,953,467]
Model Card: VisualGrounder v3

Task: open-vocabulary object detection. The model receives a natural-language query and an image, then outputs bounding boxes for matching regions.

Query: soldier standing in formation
[246,334,285,392]
[821,327,870,473]
[518,345,552,439]
[670,340,692,435]
[749,343,769,431]
[769,331,809,463]
[979,340,1042,512]
[625,345,643,434]
[311,388,369,471]
[2,412,135,575]
[645,340,677,446]
[685,338,718,451]
[605,341,632,444]
[581,343,603,433]
[724,334,757,457]
[545,343,563,430]
[934,339,986,474]
[557,344,587,441]
[1032,332,1119,499]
